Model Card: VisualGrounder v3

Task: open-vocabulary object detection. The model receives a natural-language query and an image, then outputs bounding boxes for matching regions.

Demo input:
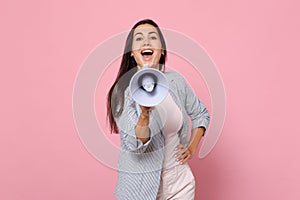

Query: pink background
[1,0,300,199]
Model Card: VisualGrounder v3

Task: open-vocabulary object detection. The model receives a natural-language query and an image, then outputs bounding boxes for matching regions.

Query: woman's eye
[150,36,157,40]
[136,37,143,41]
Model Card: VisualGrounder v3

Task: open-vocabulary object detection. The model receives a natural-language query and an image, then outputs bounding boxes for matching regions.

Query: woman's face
[131,24,164,70]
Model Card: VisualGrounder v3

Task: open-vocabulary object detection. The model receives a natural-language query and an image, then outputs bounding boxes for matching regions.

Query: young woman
[107,19,210,200]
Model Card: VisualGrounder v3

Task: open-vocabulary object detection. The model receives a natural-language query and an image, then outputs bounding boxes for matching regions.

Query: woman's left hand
[175,144,195,165]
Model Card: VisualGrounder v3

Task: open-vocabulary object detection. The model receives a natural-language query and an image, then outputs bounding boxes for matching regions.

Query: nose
[143,38,150,46]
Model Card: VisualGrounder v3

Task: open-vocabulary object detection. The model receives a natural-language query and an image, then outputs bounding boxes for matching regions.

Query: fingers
[140,105,153,112]
[175,144,193,164]
[139,106,154,117]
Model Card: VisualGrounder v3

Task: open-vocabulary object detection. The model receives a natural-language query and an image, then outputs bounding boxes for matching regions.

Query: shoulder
[123,86,135,106]
[165,71,186,83]
[164,71,188,89]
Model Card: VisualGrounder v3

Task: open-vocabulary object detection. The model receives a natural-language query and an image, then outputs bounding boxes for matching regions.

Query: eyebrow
[134,31,158,37]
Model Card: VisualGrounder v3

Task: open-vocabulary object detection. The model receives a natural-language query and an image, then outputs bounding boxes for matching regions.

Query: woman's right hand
[135,105,153,143]
[139,105,153,118]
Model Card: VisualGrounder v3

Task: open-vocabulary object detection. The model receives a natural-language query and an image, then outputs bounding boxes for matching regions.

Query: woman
[107,19,210,200]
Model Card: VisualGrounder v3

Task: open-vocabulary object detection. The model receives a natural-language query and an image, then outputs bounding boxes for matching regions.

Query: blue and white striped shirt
[114,71,210,200]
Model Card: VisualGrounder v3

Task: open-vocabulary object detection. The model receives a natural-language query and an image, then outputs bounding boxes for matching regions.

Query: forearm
[135,111,150,144]
[188,127,205,154]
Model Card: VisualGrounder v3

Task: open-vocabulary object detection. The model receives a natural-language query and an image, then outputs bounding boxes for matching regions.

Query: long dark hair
[106,19,167,133]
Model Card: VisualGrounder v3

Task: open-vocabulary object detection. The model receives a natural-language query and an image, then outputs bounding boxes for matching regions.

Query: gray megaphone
[129,64,169,107]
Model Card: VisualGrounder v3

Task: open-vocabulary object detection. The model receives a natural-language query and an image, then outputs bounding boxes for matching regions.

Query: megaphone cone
[129,66,169,107]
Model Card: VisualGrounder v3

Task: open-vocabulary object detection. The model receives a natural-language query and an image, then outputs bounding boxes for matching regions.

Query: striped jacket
[114,71,210,200]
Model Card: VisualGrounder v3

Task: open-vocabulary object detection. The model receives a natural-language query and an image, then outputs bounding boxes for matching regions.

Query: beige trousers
[156,163,195,200]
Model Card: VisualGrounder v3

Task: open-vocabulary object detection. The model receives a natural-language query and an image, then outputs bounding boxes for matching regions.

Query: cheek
[132,45,138,51]
[132,51,142,64]
[153,40,163,49]
[132,50,140,58]
[132,43,138,51]
[132,40,143,51]
[155,50,163,59]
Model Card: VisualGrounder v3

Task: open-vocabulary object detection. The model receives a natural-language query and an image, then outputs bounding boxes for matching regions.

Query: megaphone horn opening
[140,83,157,93]
[138,73,158,93]
[138,73,158,84]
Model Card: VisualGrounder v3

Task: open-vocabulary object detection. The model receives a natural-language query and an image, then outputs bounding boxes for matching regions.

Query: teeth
[142,49,153,54]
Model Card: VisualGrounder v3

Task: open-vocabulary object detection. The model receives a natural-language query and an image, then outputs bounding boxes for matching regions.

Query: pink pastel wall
[1,0,300,199]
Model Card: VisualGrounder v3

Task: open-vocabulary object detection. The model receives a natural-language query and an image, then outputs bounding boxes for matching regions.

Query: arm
[135,106,152,144]
[175,75,210,163]
[188,126,205,155]
[115,88,154,153]
[175,127,205,164]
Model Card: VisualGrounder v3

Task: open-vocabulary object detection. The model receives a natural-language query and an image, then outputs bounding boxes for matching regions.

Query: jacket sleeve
[115,88,156,153]
[181,76,210,134]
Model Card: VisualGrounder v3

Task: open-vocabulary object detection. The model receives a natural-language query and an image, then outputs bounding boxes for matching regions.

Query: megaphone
[129,64,169,107]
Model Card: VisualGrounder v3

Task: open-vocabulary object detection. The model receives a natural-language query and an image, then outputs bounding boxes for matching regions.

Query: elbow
[121,134,150,153]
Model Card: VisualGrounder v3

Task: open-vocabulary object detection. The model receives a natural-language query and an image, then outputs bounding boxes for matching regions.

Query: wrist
[187,144,197,155]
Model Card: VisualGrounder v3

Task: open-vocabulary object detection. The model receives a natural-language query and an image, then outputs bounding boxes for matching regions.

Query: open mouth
[141,49,154,56]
